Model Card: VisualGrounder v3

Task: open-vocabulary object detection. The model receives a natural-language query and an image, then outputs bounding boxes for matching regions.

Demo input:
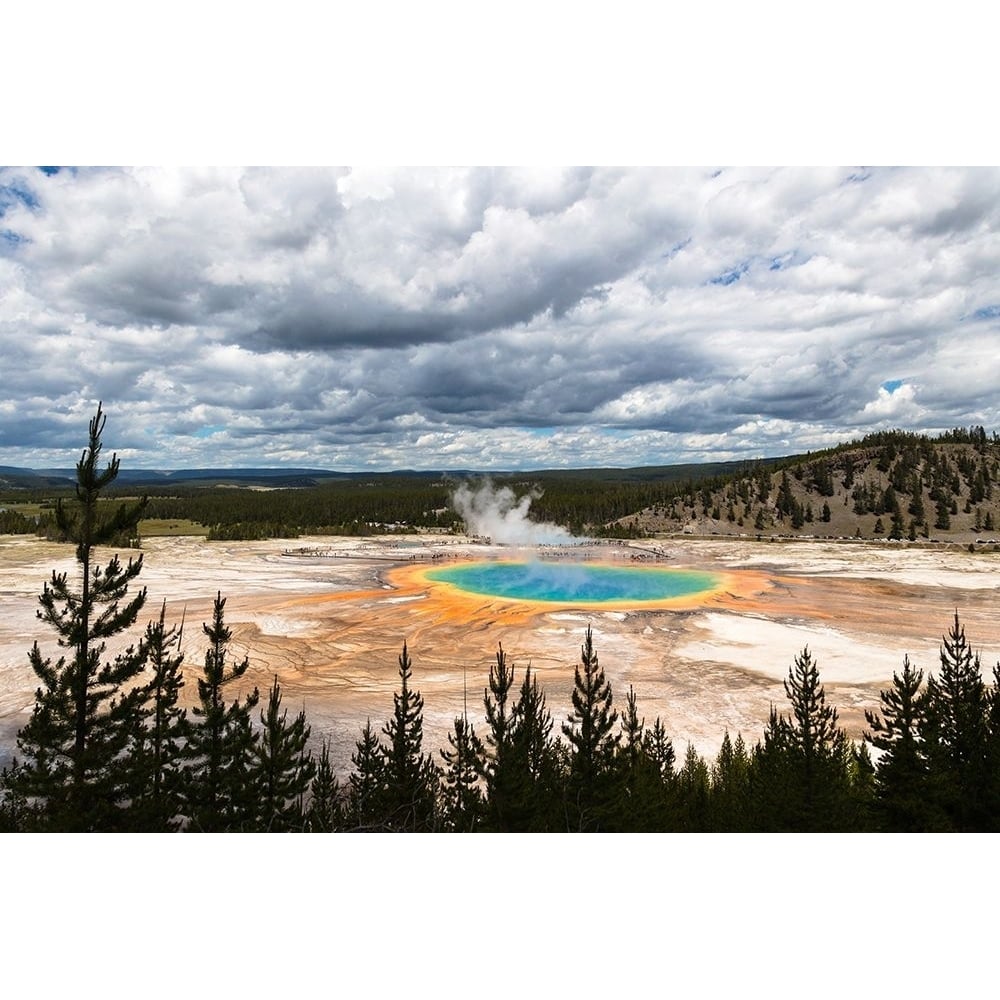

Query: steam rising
[451,480,582,545]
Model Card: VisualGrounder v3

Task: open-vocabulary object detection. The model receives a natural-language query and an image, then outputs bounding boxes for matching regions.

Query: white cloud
[857,383,923,422]
[1,166,999,468]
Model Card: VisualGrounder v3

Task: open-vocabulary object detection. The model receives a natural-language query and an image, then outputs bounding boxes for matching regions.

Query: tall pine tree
[561,625,619,830]
[864,654,935,831]
[780,647,853,831]
[127,601,187,831]
[709,730,752,832]
[439,714,486,832]
[248,675,316,831]
[14,403,149,831]
[480,642,517,830]
[504,664,562,830]
[180,592,260,831]
[306,738,342,832]
[380,641,437,831]
[348,719,388,830]
[922,613,991,830]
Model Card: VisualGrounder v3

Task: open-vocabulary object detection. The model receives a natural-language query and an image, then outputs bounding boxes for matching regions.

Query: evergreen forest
[5,425,1000,545]
[3,408,1000,833]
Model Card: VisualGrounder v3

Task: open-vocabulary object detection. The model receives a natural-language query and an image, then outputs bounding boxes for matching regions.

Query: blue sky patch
[709,261,750,286]
[663,238,691,260]
[0,180,39,214]
[972,304,1000,320]
[194,425,225,438]
[710,251,808,284]
[881,379,904,394]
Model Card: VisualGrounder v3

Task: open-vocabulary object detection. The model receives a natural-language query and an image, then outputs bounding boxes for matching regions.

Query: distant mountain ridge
[0,460,760,490]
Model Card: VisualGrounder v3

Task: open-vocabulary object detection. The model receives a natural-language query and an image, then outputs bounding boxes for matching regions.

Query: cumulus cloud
[857,382,924,423]
[1,166,999,468]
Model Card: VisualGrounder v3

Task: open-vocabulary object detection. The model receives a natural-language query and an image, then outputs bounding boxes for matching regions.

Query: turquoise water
[426,561,720,604]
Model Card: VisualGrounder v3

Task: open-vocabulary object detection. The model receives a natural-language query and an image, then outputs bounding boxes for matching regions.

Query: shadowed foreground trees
[6,608,1000,832]
[749,648,869,832]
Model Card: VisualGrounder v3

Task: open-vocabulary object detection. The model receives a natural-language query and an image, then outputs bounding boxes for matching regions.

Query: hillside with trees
[613,428,1000,545]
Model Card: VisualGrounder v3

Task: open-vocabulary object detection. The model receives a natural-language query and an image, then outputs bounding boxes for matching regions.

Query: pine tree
[642,717,676,781]
[180,592,260,831]
[347,719,388,830]
[248,675,316,831]
[922,613,990,830]
[127,601,187,831]
[609,685,682,831]
[934,496,951,530]
[750,651,853,831]
[709,730,752,831]
[618,685,645,771]
[749,706,795,831]
[380,641,436,831]
[889,510,905,540]
[781,647,853,830]
[14,403,149,831]
[505,664,563,830]
[306,738,342,832]
[561,625,619,830]
[607,684,646,830]
[676,743,711,831]
[481,642,517,829]
[438,714,486,832]
[908,477,926,521]
[776,470,795,518]
[864,654,935,831]
[847,739,877,831]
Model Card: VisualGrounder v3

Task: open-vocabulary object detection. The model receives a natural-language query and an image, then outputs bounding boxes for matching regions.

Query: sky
[2,164,999,471]
[2,4,996,474]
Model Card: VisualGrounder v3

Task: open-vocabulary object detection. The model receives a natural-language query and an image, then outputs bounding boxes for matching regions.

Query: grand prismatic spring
[4,533,1000,775]
[424,561,723,605]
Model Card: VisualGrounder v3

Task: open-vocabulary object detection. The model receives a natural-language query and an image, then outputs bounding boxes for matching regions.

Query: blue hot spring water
[425,561,720,604]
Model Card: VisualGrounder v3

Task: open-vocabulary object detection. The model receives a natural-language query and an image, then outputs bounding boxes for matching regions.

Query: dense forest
[2,408,1000,833]
[5,427,1000,545]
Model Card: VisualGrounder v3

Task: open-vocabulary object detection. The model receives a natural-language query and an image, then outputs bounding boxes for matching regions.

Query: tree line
[6,425,999,543]
[2,407,1000,832]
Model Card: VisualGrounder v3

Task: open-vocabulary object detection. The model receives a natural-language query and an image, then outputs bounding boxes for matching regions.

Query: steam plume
[451,479,582,545]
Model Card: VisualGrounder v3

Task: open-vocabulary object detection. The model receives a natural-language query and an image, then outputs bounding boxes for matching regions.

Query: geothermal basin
[3,533,1000,775]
